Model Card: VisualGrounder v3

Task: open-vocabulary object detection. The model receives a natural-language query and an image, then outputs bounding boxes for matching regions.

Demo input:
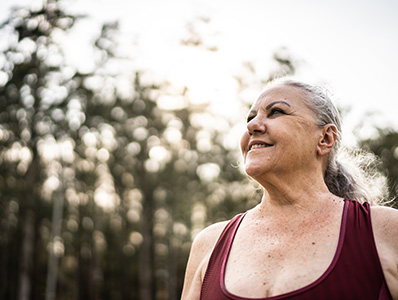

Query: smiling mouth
[249,143,273,151]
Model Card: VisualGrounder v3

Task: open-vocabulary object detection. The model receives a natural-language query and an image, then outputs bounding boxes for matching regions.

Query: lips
[248,140,273,151]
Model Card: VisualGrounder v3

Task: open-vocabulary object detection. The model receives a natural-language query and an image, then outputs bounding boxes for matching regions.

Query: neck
[253,169,339,215]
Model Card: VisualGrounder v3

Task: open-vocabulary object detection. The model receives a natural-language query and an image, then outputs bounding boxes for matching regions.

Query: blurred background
[0,0,397,299]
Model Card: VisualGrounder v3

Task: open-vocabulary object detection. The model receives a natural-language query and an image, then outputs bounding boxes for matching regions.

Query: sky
[1,0,398,146]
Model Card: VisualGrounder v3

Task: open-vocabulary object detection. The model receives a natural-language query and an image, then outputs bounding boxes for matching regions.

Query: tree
[0,2,302,299]
[360,129,398,207]
[0,1,84,299]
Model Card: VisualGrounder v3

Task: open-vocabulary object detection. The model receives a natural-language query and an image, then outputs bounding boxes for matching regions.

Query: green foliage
[2,2,395,300]
[360,129,398,207]
[0,2,254,300]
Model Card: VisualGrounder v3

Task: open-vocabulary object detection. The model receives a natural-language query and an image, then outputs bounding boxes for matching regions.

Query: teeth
[250,144,269,150]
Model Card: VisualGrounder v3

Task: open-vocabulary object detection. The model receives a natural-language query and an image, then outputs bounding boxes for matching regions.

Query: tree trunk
[18,210,35,300]
[18,153,39,300]
[167,235,177,300]
[45,175,65,300]
[139,202,153,300]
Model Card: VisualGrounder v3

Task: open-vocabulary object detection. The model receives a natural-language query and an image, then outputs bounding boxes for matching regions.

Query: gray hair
[267,78,389,205]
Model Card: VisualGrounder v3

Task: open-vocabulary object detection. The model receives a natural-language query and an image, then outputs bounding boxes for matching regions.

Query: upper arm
[371,205,398,299]
[180,221,228,300]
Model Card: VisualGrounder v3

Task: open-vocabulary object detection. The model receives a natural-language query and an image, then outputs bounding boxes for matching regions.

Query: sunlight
[196,163,220,182]
[94,188,117,211]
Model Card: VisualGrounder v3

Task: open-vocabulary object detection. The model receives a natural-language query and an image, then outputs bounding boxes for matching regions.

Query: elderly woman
[181,79,398,300]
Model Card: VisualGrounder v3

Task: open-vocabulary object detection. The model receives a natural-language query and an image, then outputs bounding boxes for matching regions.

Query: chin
[244,156,272,176]
[244,164,269,179]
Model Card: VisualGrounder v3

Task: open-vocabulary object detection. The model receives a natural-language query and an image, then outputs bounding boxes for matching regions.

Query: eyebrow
[266,101,291,110]
[249,101,291,115]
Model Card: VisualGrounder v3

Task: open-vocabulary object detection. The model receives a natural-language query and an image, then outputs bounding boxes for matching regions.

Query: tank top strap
[201,212,247,300]
[200,201,392,300]
[333,199,392,299]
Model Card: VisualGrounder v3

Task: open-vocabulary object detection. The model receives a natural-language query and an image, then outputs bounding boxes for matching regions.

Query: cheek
[240,131,250,155]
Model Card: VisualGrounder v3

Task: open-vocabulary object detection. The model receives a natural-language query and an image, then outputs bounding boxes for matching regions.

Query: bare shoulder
[180,220,229,300]
[371,205,398,299]
[186,220,230,269]
[371,205,398,242]
[192,220,230,253]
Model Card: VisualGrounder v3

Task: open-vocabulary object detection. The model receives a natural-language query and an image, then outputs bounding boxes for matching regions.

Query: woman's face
[240,84,324,181]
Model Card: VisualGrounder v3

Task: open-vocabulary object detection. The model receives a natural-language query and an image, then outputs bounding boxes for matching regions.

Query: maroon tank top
[201,199,392,300]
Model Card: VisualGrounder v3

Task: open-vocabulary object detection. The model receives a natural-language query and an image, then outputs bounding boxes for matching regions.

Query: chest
[224,216,342,298]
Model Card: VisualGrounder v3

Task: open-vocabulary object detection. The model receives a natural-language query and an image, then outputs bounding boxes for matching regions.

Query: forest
[0,1,397,300]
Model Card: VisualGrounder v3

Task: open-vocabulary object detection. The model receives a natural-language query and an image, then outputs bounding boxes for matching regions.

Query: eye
[247,115,255,123]
[269,108,285,116]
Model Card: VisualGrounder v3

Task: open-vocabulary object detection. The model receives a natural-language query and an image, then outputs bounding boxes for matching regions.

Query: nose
[247,116,266,135]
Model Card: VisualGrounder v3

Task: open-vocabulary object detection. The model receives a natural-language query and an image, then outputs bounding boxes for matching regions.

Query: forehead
[253,84,308,108]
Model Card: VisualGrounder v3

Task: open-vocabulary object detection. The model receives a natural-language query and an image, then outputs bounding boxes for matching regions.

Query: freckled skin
[225,85,346,297]
[180,84,398,300]
[240,86,323,188]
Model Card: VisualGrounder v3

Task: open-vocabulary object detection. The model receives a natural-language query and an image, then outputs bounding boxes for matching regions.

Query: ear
[317,124,338,156]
